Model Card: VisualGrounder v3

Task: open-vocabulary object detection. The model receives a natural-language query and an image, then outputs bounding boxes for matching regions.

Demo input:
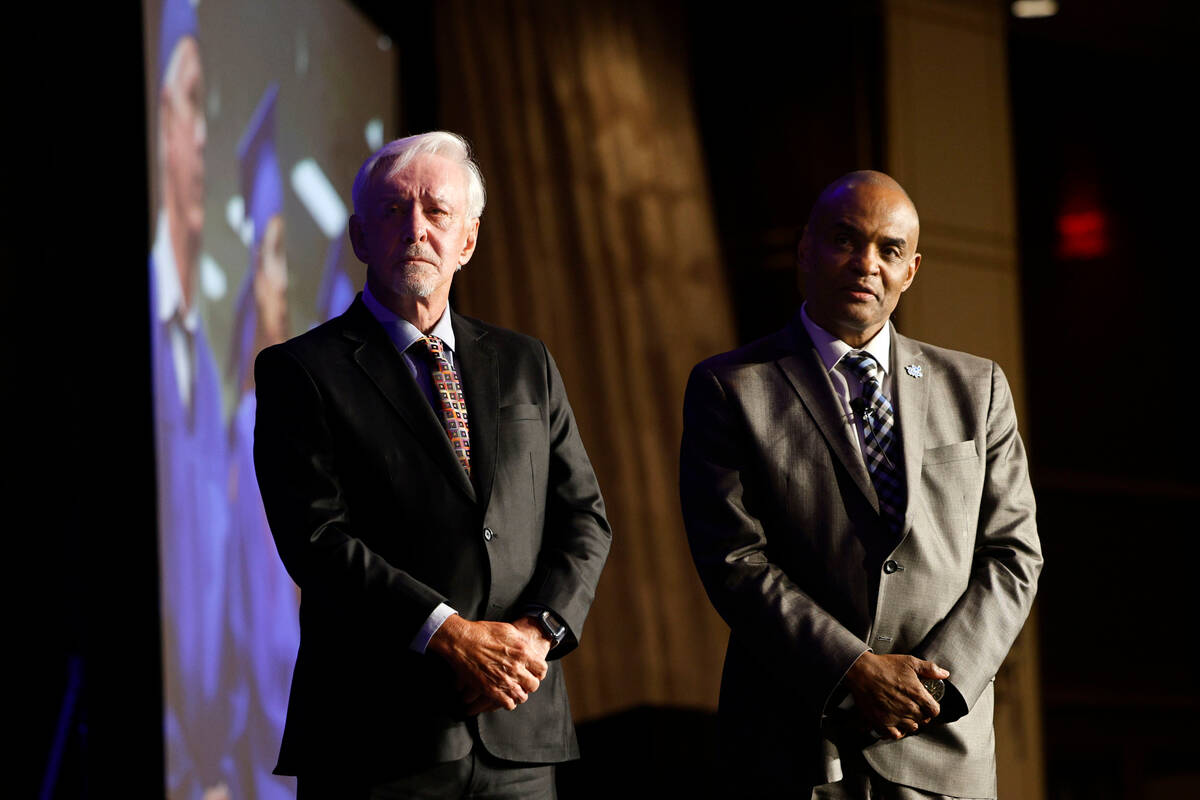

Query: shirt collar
[362,282,456,355]
[799,302,891,375]
[152,209,200,334]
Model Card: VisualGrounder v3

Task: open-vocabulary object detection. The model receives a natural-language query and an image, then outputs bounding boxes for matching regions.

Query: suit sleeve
[519,343,612,659]
[680,365,869,713]
[253,344,449,642]
[917,361,1043,716]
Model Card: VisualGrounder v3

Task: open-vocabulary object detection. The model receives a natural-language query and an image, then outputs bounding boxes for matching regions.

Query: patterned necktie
[420,336,471,475]
[841,352,906,535]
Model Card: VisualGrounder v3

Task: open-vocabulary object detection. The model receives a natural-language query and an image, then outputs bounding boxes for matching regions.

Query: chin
[400,266,443,298]
[387,276,435,299]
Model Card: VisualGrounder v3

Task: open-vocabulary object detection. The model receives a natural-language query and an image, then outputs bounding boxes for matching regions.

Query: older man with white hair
[253,131,612,799]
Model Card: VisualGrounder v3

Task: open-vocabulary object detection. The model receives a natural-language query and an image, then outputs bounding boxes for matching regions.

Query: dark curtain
[435,0,736,719]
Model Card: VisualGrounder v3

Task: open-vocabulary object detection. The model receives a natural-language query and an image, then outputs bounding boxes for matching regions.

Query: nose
[402,206,427,244]
[848,245,880,275]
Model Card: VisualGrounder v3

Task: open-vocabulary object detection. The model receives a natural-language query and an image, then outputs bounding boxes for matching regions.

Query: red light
[1056,209,1109,260]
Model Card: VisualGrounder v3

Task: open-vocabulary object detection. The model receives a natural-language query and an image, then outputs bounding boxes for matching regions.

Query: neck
[806,308,885,350]
[166,202,199,313]
[369,277,449,334]
[839,328,881,349]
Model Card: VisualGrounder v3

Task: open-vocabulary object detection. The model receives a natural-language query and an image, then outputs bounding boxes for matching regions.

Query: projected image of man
[225,83,301,800]
[149,1,237,797]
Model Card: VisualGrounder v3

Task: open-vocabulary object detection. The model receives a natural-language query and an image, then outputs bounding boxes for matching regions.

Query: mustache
[402,245,440,265]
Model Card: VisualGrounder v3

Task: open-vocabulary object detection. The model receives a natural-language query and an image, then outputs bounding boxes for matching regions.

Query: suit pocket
[497,403,541,422]
[923,440,977,465]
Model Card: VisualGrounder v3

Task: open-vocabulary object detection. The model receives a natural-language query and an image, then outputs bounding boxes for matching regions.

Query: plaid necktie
[420,336,471,475]
[841,352,905,535]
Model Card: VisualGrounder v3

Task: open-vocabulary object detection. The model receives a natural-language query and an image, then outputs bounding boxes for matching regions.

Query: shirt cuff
[409,602,457,654]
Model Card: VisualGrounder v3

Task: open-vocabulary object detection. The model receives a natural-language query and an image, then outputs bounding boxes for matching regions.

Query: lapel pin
[905,364,923,378]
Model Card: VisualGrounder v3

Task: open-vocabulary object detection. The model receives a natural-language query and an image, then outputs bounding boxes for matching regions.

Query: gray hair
[351,131,486,220]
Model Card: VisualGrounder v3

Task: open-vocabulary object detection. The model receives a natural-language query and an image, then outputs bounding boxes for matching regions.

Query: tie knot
[842,351,881,383]
[420,335,446,360]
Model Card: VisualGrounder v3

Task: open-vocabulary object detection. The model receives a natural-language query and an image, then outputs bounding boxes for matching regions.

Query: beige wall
[882,2,1045,797]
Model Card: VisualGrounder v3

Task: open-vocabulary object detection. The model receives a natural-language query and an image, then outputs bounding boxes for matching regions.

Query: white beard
[396,263,439,298]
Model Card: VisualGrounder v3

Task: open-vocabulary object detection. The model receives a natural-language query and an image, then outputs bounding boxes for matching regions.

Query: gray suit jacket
[679,316,1041,798]
[254,296,611,780]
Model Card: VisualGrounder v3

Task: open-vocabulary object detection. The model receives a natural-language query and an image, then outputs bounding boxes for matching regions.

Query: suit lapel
[342,297,477,503]
[451,312,499,511]
[891,326,929,537]
[776,322,879,513]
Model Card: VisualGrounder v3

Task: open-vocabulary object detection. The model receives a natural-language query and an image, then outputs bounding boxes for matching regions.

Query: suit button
[483,527,495,542]
[883,560,903,574]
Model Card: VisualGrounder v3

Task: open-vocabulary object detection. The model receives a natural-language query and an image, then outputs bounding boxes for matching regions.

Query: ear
[348,214,369,264]
[458,217,480,267]
[901,251,921,292]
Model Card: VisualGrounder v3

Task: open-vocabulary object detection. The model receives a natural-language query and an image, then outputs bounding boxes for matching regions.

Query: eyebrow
[374,189,458,209]
[830,221,907,250]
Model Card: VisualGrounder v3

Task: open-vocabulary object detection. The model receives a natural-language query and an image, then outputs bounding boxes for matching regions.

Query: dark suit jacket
[679,317,1041,799]
[253,296,611,781]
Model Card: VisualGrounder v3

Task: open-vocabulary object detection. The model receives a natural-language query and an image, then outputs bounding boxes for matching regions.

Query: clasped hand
[428,615,552,715]
[843,652,949,740]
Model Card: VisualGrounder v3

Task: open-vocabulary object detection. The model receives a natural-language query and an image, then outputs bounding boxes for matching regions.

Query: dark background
[13,1,1196,797]
[1009,3,1198,797]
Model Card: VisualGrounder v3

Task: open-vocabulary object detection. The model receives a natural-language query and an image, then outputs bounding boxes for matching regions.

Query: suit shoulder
[454,313,547,356]
[455,313,540,345]
[264,313,351,363]
[690,329,790,380]
[255,306,371,384]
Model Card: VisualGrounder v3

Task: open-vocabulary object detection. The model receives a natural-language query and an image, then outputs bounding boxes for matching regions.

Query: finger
[894,695,925,721]
[528,657,548,680]
[507,679,529,705]
[912,687,940,720]
[883,725,904,740]
[514,668,540,694]
[486,677,520,711]
[513,668,542,694]
[469,689,511,715]
[911,658,950,680]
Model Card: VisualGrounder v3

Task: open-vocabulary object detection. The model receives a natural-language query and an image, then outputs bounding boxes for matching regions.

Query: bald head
[797,170,922,347]
[807,170,919,246]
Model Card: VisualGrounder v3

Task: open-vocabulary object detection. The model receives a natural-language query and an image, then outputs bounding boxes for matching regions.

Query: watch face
[540,611,566,640]
[921,678,946,702]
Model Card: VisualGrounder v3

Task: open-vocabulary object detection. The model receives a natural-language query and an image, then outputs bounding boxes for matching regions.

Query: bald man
[680,172,1041,798]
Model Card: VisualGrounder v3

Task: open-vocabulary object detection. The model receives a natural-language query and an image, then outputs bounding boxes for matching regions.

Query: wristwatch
[922,678,946,702]
[530,609,567,648]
